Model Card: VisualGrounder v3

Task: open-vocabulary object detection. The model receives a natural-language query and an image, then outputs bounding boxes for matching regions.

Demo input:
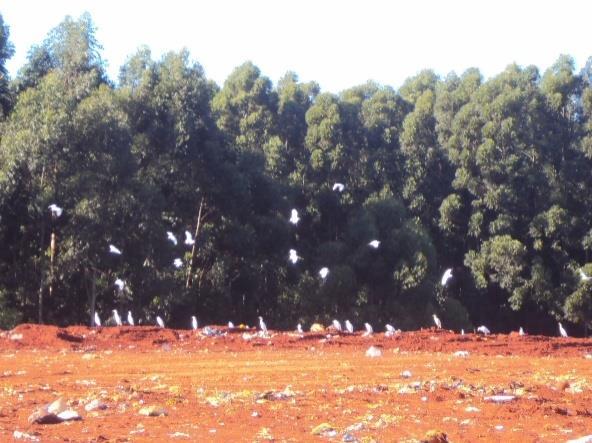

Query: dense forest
[1,13,592,334]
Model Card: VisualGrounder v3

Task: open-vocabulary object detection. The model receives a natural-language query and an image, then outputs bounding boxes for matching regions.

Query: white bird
[477,325,491,335]
[184,230,195,246]
[289,209,300,225]
[156,316,165,328]
[519,327,525,336]
[258,316,268,334]
[127,311,134,326]
[461,329,465,335]
[319,267,330,279]
[93,312,101,327]
[441,268,453,286]
[579,269,591,282]
[166,231,178,245]
[114,278,125,291]
[433,314,442,329]
[288,249,301,264]
[112,309,122,326]
[332,319,342,332]
[368,240,380,249]
[296,323,303,334]
[363,322,374,336]
[332,183,345,192]
[385,324,395,333]
[345,320,354,334]
[109,244,122,255]
[173,258,183,268]
[191,316,198,330]
[228,321,235,329]
[559,322,568,338]
[48,204,63,217]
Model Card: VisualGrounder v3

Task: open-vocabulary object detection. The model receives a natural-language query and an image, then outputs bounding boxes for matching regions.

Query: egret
[191,316,198,330]
[296,323,303,334]
[332,319,342,332]
[112,309,122,326]
[368,240,380,249]
[519,327,525,336]
[461,329,465,335]
[579,269,591,282]
[319,267,329,279]
[441,268,453,286]
[289,209,300,225]
[173,258,183,268]
[559,322,568,338]
[345,320,354,334]
[127,311,134,326]
[363,322,374,336]
[48,204,63,217]
[109,244,122,255]
[93,312,101,327]
[477,325,491,335]
[184,230,195,246]
[288,249,301,264]
[433,314,442,329]
[156,316,165,328]
[332,183,345,192]
[258,316,268,334]
[166,231,178,245]
[228,321,235,329]
[385,324,395,333]
[114,278,125,291]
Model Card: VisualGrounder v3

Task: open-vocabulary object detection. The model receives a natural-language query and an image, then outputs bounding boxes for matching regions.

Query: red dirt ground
[1,324,592,442]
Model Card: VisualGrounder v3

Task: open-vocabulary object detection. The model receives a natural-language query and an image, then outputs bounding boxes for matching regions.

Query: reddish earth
[1,324,592,442]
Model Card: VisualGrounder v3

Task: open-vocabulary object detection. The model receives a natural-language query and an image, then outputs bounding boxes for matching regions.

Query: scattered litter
[13,431,40,441]
[138,405,167,416]
[257,385,296,401]
[484,395,515,403]
[567,435,592,443]
[453,351,469,358]
[401,370,412,378]
[312,422,337,436]
[495,425,504,431]
[365,346,382,358]
[465,406,480,412]
[170,432,190,438]
[84,399,106,412]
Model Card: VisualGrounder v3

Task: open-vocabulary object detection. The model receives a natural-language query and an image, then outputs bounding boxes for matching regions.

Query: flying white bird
[319,267,329,279]
[363,322,374,336]
[289,209,300,225]
[441,268,453,286]
[127,311,134,326]
[368,240,380,249]
[191,316,198,330]
[114,278,125,291]
[173,258,183,268]
[109,244,122,255]
[228,321,235,329]
[477,325,491,335]
[288,249,301,264]
[112,309,122,326]
[296,323,303,334]
[345,320,354,334]
[332,183,345,192]
[93,312,101,327]
[258,316,268,334]
[166,231,178,245]
[519,327,525,336]
[184,230,195,246]
[332,319,342,332]
[156,316,165,328]
[579,269,591,282]
[433,314,442,329]
[559,322,568,338]
[48,204,63,217]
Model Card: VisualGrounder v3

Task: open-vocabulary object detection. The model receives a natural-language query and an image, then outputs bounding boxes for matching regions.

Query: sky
[2,0,591,93]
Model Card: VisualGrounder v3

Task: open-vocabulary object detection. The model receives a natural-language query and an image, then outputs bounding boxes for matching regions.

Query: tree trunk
[38,164,46,324]
[186,197,205,288]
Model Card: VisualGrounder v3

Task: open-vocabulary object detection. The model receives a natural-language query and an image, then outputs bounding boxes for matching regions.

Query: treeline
[1,14,592,334]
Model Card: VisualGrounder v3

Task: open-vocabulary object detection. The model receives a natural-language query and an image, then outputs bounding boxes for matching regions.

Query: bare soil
[1,324,592,442]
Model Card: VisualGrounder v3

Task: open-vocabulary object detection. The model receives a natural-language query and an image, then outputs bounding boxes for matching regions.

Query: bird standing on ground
[109,244,122,255]
[363,322,374,336]
[156,316,165,328]
[94,312,101,327]
[433,314,442,329]
[258,316,268,334]
[228,321,235,329]
[112,309,122,326]
[191,316,198,330]
[289,209,300,225]
[477,325,491,335]
[297,323,303,334]
[519,327,525,336]
[368,240,380,249]
[319,267,329,279]
[332,183,345,192]
[559,322,568,337]
[166,231,178,245]
[127,311,134,326]
[185,231,195,246]
[345,320,354,334]
[332,319,342,332]
[48,204,63,218]
[441,268,453,286]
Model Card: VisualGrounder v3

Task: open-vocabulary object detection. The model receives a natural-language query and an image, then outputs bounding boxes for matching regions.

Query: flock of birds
[47,185,592,338]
